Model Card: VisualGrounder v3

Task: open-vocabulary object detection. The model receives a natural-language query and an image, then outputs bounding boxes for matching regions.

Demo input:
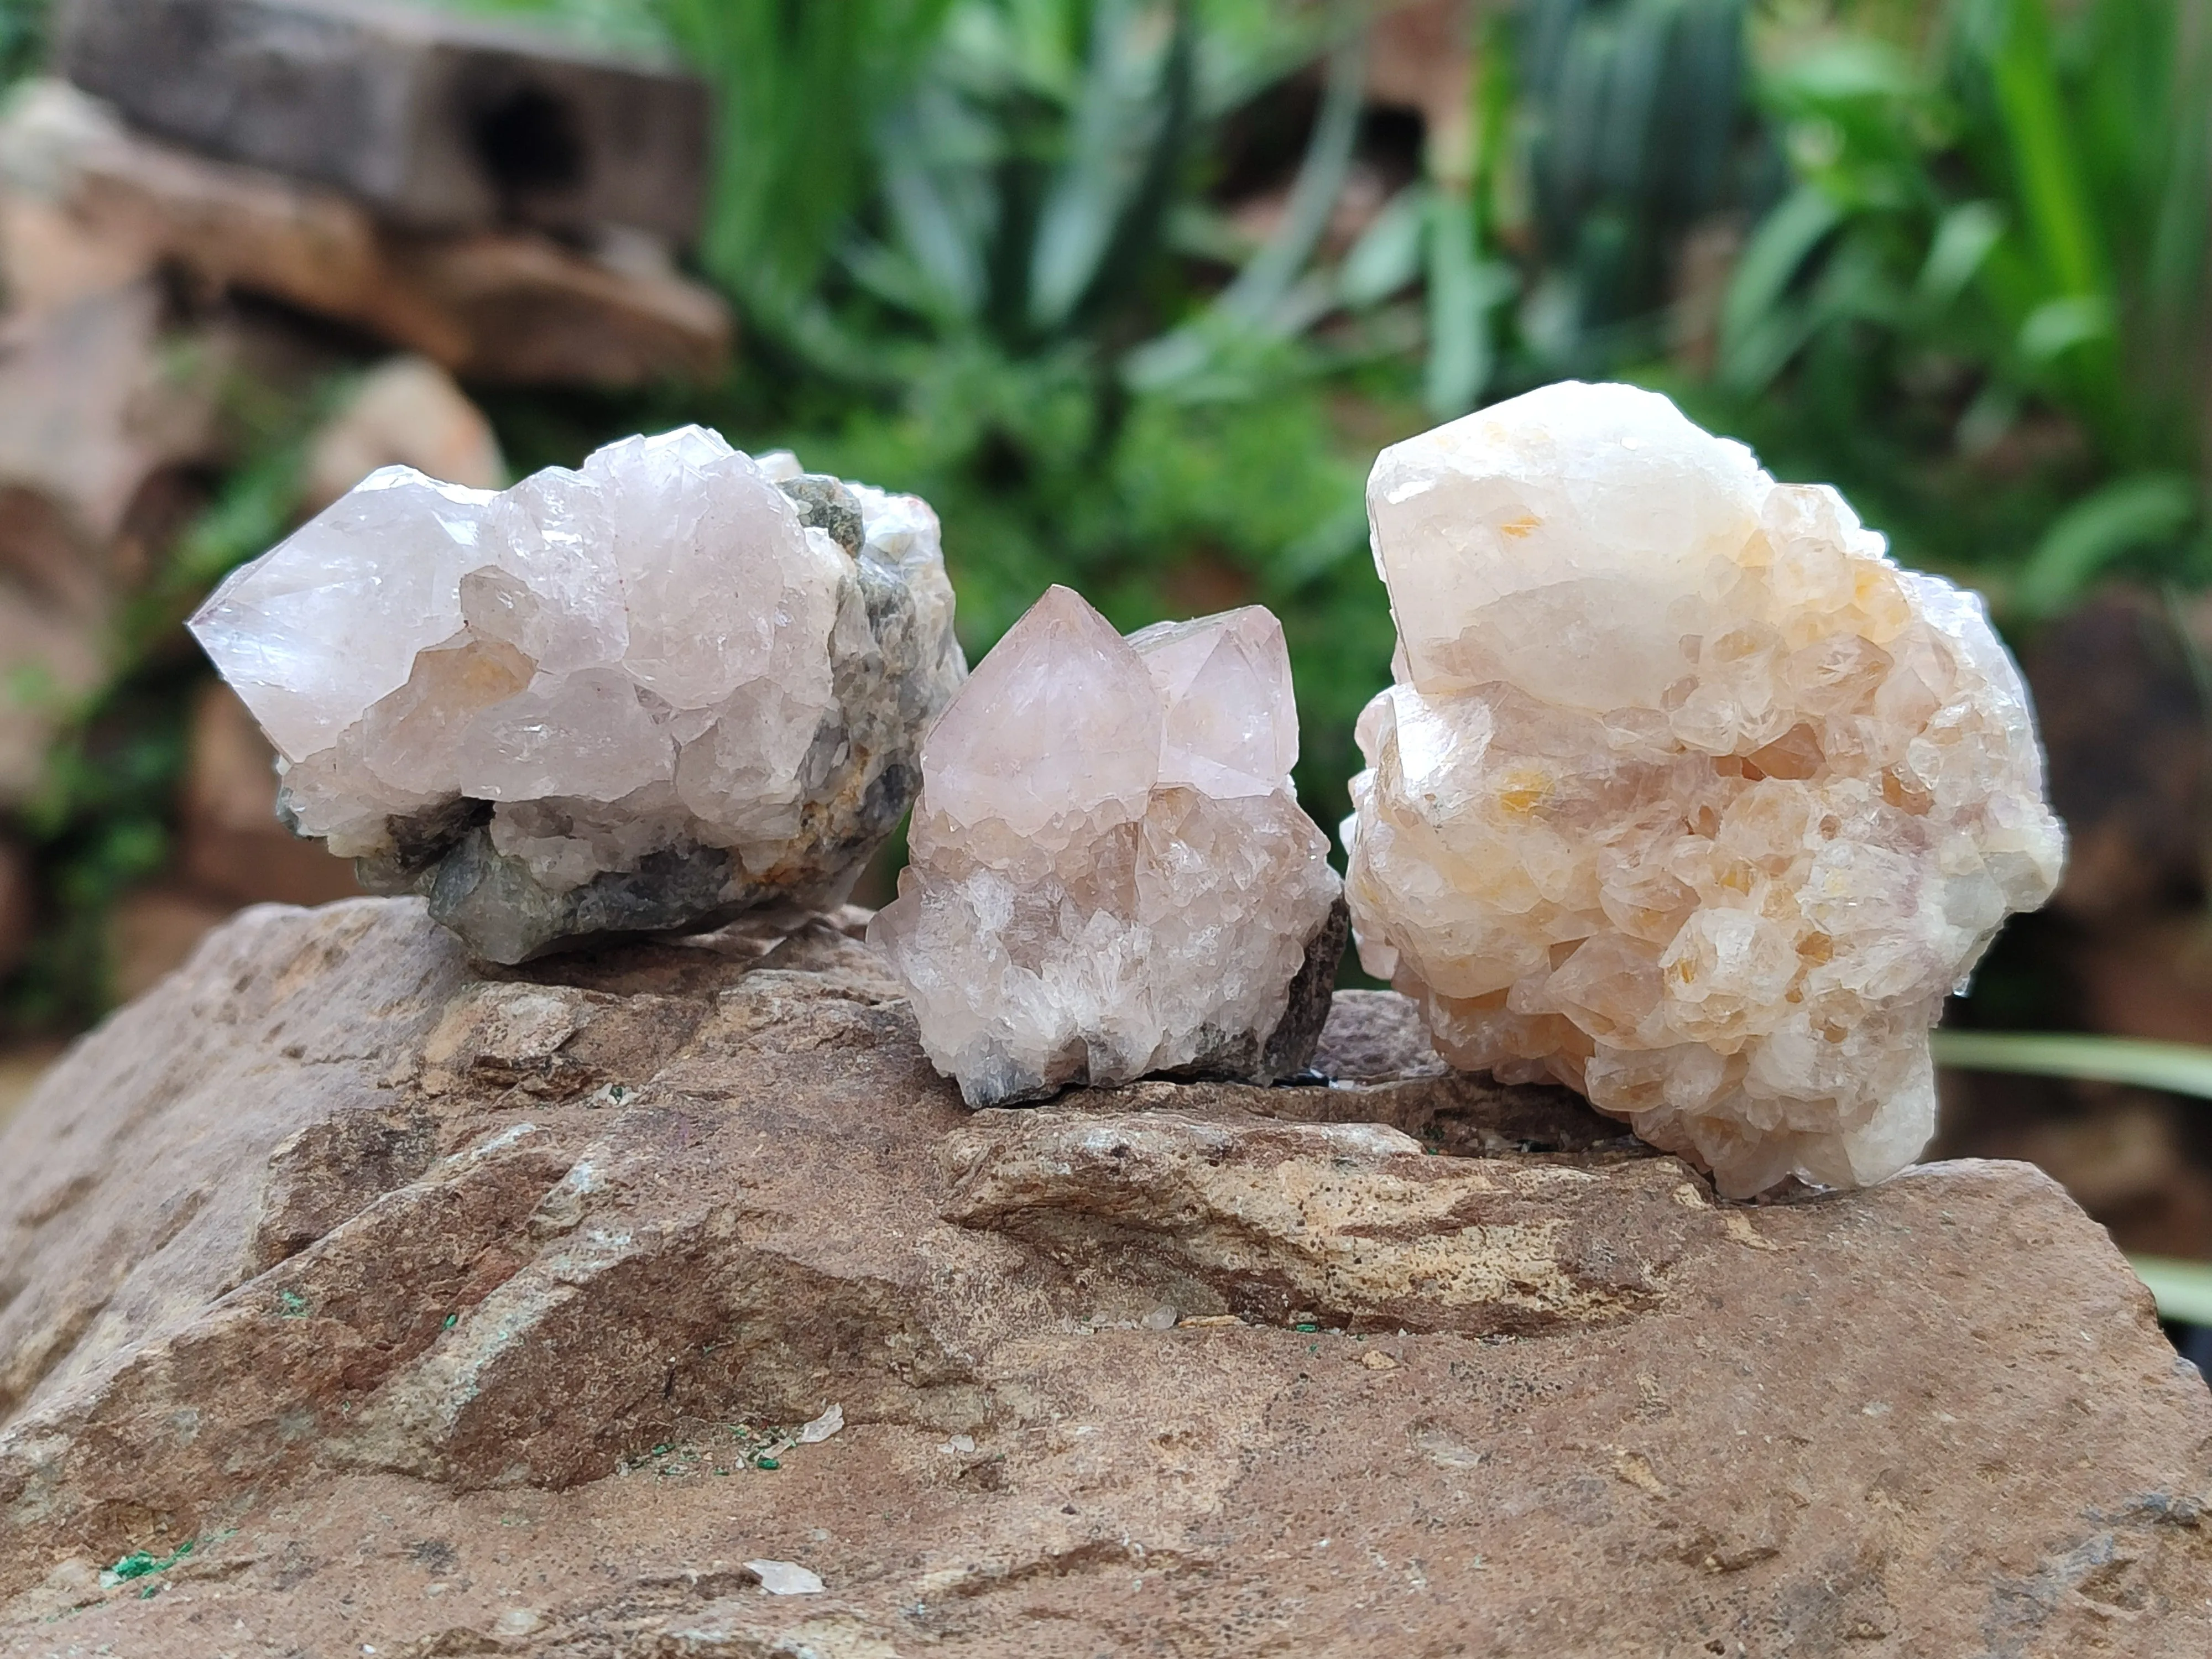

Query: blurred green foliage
[1683,0,2212,614]
[489,0,1419,824]
[0,0,41,86]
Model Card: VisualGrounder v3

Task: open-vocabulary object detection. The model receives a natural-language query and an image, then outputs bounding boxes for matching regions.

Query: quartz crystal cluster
[1343,382,2065,1196]
[190,427,966,963]
[871,586,1347,1105]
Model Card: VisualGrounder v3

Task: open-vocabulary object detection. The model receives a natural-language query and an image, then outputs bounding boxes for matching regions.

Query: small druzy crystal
[1342,382,2065,1197]
[189,427,966,962]
[870,586,1347,1106]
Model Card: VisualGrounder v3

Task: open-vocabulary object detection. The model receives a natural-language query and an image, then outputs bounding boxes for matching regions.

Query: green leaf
[1423,194,1511,418]
[1340,184,1431,308]
[1718,184,1843,391]
[1026,0,1192,331]
[2013,472,2198,615]
[2130,1255,2212,1327]
[1217,23,1366,325]
[1971,0,2107,299]
[2017,293,2113,365]
[1931,1029,2212,1098]
[1914,199,2006,313]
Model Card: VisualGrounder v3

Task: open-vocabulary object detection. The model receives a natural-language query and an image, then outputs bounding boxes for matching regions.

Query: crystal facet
[190,427,966,962]
[870,586,1347,1105]
[1343,382,2065,1196]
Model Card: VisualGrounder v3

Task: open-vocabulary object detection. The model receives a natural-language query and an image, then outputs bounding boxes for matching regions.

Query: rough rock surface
[0,899,2205,1656]
[1345,382,2067,1198]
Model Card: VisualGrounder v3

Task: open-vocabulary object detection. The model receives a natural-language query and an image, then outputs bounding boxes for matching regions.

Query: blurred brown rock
[0,81,731,388]
[58,0,711,243]
[0,1039,62,1135]
[104,883,231,1004]
[381,225,733,385]
[1367,0,1474,165]
[301,355,504,513]
[0,279,224,545]
[0,580,104,806]
[0,836,34,981]
[2022,588,2210,924]
[179,680,360,909]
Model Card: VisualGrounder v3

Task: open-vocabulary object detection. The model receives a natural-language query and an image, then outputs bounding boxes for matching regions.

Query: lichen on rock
[1343,381,2067,1197]
[188,427,966,962]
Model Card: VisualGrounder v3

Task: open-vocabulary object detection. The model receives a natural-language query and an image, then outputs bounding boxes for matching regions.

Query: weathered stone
[0,79,733,386]
[1,898,2206,1655]
[56,0,710,242]
[300,354,505,514]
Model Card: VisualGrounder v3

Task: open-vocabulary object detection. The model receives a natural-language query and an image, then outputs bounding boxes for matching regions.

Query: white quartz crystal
[190,426,965,962]
[1343,382,2065,1197]
[870,586,1347,1105]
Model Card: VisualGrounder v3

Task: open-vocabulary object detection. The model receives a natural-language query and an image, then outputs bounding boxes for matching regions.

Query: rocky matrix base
[1,900,2206,1656]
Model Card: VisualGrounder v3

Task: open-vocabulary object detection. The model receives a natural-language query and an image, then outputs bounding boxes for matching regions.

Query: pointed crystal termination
[1342,382,2067,1198]
[870,586,1348,1107]
[188,428,967,963]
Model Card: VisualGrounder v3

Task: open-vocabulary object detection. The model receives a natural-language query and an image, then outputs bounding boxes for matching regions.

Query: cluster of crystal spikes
[1341,382,2064,1196]
[194,394,2064,1194]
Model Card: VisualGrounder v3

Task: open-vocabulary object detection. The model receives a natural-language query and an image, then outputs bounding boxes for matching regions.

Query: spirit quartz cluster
[1343,382,2065,1196]
[870,587,1347,1105]
[190,427,965,963]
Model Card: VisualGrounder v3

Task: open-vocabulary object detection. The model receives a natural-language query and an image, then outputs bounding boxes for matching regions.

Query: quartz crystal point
[189,427,966,963]
[870,586,1348,1105]
[1342,382,2065,1197]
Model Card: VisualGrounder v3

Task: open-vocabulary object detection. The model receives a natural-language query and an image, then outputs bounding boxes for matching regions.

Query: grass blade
[2130,1255,2212,1328]
[2012,471,2198,615]
[1218,21,1367,324]
[1932,1029,2212,1099]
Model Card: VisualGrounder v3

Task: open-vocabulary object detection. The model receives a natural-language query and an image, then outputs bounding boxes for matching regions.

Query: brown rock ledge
[0,899,2206,1655]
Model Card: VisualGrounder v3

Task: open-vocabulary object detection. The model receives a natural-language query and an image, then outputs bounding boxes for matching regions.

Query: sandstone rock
[1,898,2206,1655]
[300,354,506,515]
[56,0,710,242]
[0,80,733,387]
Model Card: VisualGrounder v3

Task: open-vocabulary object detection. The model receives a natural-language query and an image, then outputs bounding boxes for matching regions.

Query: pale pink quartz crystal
[1343,382,2065,1196]
[190,427,964,962]
[871,586,1346,1105]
